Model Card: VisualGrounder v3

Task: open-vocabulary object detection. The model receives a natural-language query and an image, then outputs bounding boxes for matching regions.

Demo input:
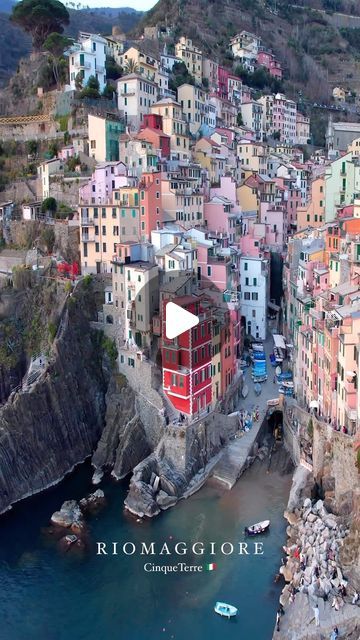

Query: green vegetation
[168,61,195,93]
[307,418,314,439]
[105,57,123,81]
[80,75,100,99]
[43,31,70,85]
[56,114,69,132]
[40,226,55,253]
[236,112,243,127]
[83,274,93,288]
[11,0,70,49]
[42,197,57,215]
[101,334,118,367]
[124,59,139,75]
[48,319,58,342]
[0,321,23,369]
[234,65,283,93]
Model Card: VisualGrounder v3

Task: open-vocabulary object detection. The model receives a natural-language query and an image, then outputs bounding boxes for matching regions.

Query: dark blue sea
[0,457,291,640]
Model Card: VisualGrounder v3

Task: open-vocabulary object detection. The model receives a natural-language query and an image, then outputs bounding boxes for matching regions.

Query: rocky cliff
[0,284,108,513]
[92,373,155,479]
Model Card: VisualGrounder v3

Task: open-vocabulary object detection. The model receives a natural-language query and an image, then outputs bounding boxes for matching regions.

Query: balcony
[81,217,94,226]
[74,61,91,70]
[120,90,136,97]
[81,232,95,242]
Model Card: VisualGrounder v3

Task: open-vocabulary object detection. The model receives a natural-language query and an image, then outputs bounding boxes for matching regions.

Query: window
[95,242,100,253]
[102,225,106,235]
[207,266,212,276]
[102,208,106,218]
[103,242,107,252]
[252,292,258,300]
[244,262,248,271]
[253,278,257,286]
[113,226,119,235]
[244,292,250,300]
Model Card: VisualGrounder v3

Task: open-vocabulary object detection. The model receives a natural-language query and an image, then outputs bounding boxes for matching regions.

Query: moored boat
[244,519,270,536]
[267,398,280,407]
[214,602,238,618]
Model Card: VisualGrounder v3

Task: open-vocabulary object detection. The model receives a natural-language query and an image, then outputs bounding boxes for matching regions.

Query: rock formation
[0,285,108,513]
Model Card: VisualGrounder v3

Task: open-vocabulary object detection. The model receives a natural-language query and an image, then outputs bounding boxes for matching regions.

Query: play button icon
[165,302,199,340]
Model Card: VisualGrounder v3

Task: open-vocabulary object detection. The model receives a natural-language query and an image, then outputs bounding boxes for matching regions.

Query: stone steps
[212,422,263,488]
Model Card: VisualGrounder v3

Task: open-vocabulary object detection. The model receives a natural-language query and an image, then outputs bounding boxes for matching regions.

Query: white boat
[282,380,294,388]
[244,519,270,536]
[252,344,264,352]
[267,398,280,407]
[214,602,238,618]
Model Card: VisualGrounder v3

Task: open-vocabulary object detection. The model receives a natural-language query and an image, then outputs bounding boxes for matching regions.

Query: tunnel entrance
[267,409,283,442]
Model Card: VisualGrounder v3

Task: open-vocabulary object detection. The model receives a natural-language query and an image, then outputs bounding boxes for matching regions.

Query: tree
[102,83,114,100]
[236,112,243,126]
[11,0,69,50]
[124,59,139,75]
[43,32,71,86]
[41,197,57,215]
[48,141,58,158]
[80,75,100,99]
[75,71,84,91]
[105,56,123,81]
[26,140,38,157]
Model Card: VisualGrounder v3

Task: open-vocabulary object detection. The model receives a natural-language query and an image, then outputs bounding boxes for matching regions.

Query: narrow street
[212,335,280,488]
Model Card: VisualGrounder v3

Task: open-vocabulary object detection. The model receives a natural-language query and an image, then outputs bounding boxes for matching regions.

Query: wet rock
[51,500,83,528]
[79,489,106,513]
[156,490,177,510]
[124,479,160,518]
[91,469,103,485]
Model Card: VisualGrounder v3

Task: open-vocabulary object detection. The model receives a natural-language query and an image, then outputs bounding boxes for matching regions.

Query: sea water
[0,457,291,640]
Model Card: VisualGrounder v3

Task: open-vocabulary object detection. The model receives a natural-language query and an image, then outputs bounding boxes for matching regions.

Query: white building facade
[240,255,268,340]
[67,34,107,92]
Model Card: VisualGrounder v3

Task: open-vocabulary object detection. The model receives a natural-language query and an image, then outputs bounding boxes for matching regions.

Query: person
[339,583,347,598]
[330,627,339,640]
[331,596,340,611]
[313,603,320,627]
[276,610,281,632]
[352,590,359,604]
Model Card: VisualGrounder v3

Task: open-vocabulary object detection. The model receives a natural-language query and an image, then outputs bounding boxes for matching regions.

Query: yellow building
[194,138,226,185]
[175,37,203,85]
[151,98,190,161]
[80,186,140,274]
[237,179,260,214]
[120,46,158,81]
[237,140,267,173]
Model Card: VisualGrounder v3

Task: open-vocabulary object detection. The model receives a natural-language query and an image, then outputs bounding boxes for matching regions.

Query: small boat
[282,380,294,388]
[278,371,292,381]
[254,382,262,396]
[279,385,294,397]
[267,398,280,407]
[252,375,267,383]
[244,519,270,536]
[214,602,238,619]
[252,344,264,352]
[240,359,248,368]
[241,384,249,399]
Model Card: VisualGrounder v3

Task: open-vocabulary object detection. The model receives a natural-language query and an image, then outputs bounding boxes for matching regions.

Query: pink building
[58,145,76,161]
[260,202,285,250]
[79,161,130,205]
[256,50,283,79]
[217,66,230,100]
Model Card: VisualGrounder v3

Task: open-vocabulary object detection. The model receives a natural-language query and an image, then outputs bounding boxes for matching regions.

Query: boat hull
[214,602,238,618]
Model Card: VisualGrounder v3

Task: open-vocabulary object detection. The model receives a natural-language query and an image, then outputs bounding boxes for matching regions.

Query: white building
[240,255,268,340]
[240,101,264,141]
[229,31,261,72]
[37,158,63,199]
[66,34,107,92]
[117,73,158,131]
[22,202,42,221]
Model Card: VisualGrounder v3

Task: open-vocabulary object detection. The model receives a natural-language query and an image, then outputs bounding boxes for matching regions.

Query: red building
[136,127,171,160]
[141,113,164,131]
[217,66,230,100]
[162,296,213,417]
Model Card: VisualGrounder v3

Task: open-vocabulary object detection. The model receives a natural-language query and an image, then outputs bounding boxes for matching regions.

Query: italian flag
[205,563,217,571]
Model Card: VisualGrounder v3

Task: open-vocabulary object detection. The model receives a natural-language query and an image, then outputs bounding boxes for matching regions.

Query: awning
[273,334,286,350]
[268,301,280,312]
[309,400,319,409]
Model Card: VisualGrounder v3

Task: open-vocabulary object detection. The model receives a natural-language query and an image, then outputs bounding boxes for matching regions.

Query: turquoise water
[0,457,291,640]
